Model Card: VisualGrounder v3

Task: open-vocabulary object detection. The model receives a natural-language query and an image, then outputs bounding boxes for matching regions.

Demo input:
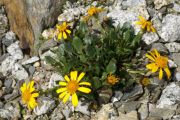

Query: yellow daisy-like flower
[135,16,156,32]
[87,6,103,16]
[146,49,171,80]
[83,6,104,22]
[56,71,91,107]
[107,73,119,85]
[20,81,39,109]
[56,22,71,40]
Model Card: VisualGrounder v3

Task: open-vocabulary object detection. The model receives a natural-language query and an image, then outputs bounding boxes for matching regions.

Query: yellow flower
[56,22,71,40]
[83,6,104,22]
[20,81,39,109]
[87,6,103,16]
[107,73,119,85]
[140,78,151,86]
[146,49,171,80]
[135,16,156,32]
[56,71,91,107]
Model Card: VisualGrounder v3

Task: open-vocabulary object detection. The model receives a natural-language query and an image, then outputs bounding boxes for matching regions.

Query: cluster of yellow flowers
[21,8,171,110]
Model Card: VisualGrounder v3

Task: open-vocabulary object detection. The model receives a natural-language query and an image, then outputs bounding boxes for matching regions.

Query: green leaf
[106,58,117,74]
[72,37,83,54]
[92,77,102,90]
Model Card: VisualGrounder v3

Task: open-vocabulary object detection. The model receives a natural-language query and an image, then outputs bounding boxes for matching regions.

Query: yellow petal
[154,49,160,57]
[58,32,62,40]
[63,32,67,39]
[56,87,67,93]
[135,21,142,25]
[146,54,155,61]
[59,91,67,99]
[59,81,67,86]
[78,87,91,93]
[159,68,163,80]
[32,93,39,98]
[77,72,85,82]
[148,51,156,59]
[29,98,37,109]
[147,25,151,32]
[151,65,159,73]
[72,93,78,107]
[64,75,70,82]
[138,16,145,21]
[70,71,78,81]
[79,82,91,86]
[20,83,26,92]
[63,22,67,26]
[62,93,70,103]
[151,26,156,32]
[146,63,156,70]
[164,67,171,79]
[66,29,71,34]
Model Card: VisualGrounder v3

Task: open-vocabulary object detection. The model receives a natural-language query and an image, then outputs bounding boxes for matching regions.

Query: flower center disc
[22,90,31,103]
[155,56,168,68]
[67,80,79,94]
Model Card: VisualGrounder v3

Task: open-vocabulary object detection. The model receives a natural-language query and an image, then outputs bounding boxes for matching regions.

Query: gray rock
[4,79,13,88]
[58,6,85,22]
[157,82,180,110]
[154,0,173,9]
[2,31,16,46]
[172,115,180,120]
[29,66,36,76]
[11,63,29,81]
[118,101,141,113]
[62,108,71,119]
[149,87,162,103]
[151,42,168,54]
[3,89,19,102]
[111,91,123,103]
[49,73,64,89]
[146,116,163,120]
[98,87,113,104]
[107,9,138,29]
[75,101,90,116]
[172,53,180,71]
[175,72,180,82]
[40,50,57,60]
[138,102,149,120]
[142,32,159,45]
[118,111,139,120]
[92,103,118,120]
[34,97,55,115]
[35,114,49,120]
[0,56,16,76]
[7,41,23,60]
[0,54,9,64]
[50,104,64,120]
[121,84,144,101]
[0,101,20,119]
[22,56,39,65]
[159,14,180,42]
[173,3,180,13]
[149,107,175,119]
[165,42,180,53]
[168,59,178,68]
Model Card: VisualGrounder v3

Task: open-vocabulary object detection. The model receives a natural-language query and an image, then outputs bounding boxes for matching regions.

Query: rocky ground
[0,0,180,120]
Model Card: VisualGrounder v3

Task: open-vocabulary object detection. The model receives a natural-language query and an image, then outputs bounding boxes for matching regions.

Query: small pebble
[34,62,41,67]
